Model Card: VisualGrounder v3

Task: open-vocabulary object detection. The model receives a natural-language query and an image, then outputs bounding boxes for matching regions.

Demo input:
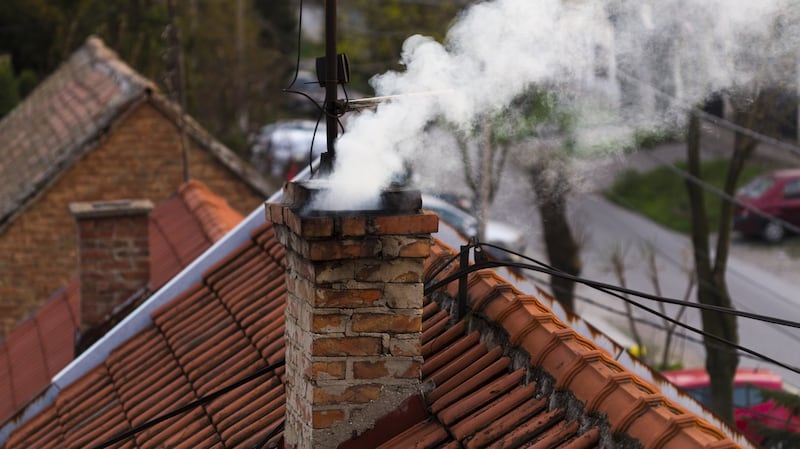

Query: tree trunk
[684,111,742,423]
[530,158,581,312]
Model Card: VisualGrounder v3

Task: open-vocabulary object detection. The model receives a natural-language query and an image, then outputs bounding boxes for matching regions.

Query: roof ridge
[179,180,244,242]
[422,251,746,448]
[82,35,155,93]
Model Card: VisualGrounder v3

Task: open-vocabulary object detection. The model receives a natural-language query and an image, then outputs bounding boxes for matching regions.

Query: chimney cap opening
[286,180,422,217]
[69,199,154,219]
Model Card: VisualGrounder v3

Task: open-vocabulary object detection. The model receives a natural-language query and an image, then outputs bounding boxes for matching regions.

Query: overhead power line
[90,359,285,449]
[615,69,800,160]
[424,243,800,376]
[639,150,800,235]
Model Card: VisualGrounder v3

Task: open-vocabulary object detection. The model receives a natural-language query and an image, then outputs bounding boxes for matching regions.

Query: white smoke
[313,0,797,210]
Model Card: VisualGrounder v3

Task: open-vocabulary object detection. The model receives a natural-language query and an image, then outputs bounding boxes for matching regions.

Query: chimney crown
[268,181,437,449]
[70,199,153,340]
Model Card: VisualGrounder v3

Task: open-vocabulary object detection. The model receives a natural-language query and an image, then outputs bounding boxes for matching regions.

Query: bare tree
[643,244,693,370]
[609,244,644,360]
[685,92,768,421]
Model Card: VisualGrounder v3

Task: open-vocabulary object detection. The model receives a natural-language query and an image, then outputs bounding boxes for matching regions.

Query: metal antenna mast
[320,0,339,175]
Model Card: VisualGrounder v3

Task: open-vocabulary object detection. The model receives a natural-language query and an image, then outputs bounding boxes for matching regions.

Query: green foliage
[338,0,469,92]
[16,70,38,98]
[0,0,297,155]
[606,160,763,234]
[632,126,679,149]
[0,55,19,116]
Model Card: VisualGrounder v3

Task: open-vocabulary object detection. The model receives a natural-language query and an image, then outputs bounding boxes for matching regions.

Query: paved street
[483,126,800,389]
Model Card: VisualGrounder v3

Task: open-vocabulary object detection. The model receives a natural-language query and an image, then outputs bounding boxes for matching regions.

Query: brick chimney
[266,181,438,449]
[69,199,153,334]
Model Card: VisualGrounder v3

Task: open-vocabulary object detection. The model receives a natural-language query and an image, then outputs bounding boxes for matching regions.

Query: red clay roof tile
[0,181,243,426]
[1,219,746,449]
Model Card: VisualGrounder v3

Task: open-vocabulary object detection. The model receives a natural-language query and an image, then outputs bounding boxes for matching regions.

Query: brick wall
[0,102,264,336]
[70,200,152,332]
[267,183,438,449]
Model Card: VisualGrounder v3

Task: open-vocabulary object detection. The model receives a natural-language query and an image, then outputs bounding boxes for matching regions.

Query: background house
[0,180,244,425]
[0,37,277,336]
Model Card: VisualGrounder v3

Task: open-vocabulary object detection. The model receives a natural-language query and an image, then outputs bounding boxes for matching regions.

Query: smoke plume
[313,0,796,210]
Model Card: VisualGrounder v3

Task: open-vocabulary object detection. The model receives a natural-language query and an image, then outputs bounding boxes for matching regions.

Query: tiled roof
[0,212,747,449]
[0,36,271,230]
[0,181,243,427]
[149,180,244,290]
[0,283,78,424]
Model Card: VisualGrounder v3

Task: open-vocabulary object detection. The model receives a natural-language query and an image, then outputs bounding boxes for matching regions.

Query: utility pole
[320,0,339,175]
[166,0,190,183]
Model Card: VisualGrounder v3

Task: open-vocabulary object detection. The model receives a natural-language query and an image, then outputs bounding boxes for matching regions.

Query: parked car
[734,169,800,242]
[421,194,526,261]
[663,367,800,444]
[251,120,327,180]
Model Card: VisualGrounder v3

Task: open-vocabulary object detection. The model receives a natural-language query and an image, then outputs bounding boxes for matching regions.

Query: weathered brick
[370,212,438,235]
[353,359,421,379]
[312,384,382,405]
[355,259,424,283]
[384,284,423,309]
[264,202,285,225]
[311,409,346,429]
[315,287,383,308]
[312,336,382,356]
[339,216,366,237]
[351,313,422,334]
[308,361,346,380]
[290,213,335,238]
[314,260,357,283]
[380,236,431,258]
[312,314,345,333]
[307,239,381,261]
[389,336,422,357]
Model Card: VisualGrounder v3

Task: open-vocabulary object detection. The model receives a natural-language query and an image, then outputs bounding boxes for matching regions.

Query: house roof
[0,200,750,449]
[0,36,272,232]
[0,180,243,427]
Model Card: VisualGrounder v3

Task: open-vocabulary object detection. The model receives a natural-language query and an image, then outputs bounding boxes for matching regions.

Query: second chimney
[69,199,153,335]
[267,181,438,449]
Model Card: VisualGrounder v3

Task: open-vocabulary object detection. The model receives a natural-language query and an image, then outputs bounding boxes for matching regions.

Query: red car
[663,367,800,444]
[734,169,800,242]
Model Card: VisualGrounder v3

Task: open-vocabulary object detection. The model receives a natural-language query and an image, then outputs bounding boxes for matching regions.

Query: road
[484,141,800,389]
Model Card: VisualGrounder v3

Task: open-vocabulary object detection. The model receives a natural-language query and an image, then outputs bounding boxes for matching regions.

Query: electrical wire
[638,150,800,235]
[522,269,772,364]
[599,191,800,346]
[424,243,800,376]
[309,108,324,176]
[433,242,800,330]
[89,359,285,449]
[284,0,304,91]
[615,69,800,160]
[281,0,327,116]
[613,68,800,235]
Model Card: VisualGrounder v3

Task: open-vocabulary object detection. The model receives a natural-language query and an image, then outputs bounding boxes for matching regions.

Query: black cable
[424,244,472,287]
[309,108,324,176]
[639,150,800,235]
[285,0,304,91]
[254,421,285,449]
[603,189,800,345]
[90,359,285,449]
[281,0,327,115]
[470,243,800,330]
[615,69,800,160]
[423,247,800,376]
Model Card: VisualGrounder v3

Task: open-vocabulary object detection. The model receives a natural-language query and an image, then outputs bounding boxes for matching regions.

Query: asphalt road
[485,137,800,389]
